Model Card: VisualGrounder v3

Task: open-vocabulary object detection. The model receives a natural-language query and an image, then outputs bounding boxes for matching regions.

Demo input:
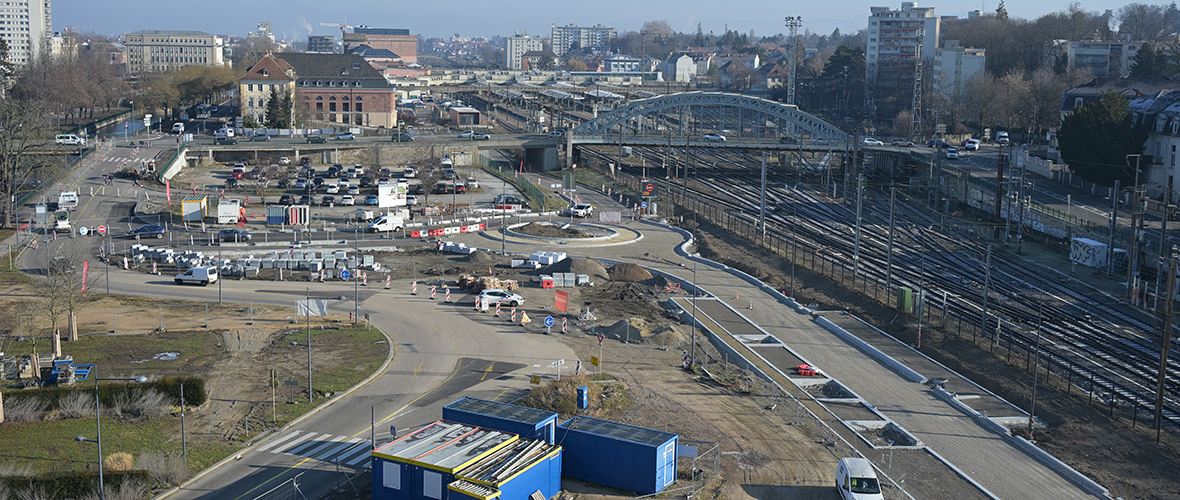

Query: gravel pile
[608,262,653,282]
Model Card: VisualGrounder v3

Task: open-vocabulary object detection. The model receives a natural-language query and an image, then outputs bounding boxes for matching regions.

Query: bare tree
[0,96,58,228]
[1118,3,1170,42]
[959,71,1003,137]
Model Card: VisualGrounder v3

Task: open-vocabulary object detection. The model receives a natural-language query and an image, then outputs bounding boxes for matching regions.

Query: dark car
[434,182,451,194]
[129,224,166,239]
[927,139,950,149]
[214,136,238,145]
[307,135,328,144]
[379,167,393,177]
[224,178,239,190]
[360,175,374,187]
[279,194,295,205]
[326,165,341,177]
[392,132,415,142]
[218,228,252,242]
[313,176,326,187]
[321,195,336,206]
[299,195,315,205]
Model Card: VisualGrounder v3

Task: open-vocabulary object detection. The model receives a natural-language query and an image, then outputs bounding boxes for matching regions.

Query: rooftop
[559,416,676,446]
[373,420,517,472]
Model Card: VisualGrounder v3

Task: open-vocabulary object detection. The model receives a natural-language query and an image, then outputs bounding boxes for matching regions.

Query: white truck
[57,191,79,211]
[217,199,242,224]
[368,214,405,233]
[356,209,376,222]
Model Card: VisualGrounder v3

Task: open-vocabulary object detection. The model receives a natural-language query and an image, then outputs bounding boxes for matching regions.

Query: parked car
[945,147,959,160]
[128,224,166,239]
[455,184,467,194]
[224,178,239,190]
[347,185,360,195]
[465,177,479,189]
[365,194,379,205]
[862,137,884,146]
[392,132,415,142]
[334,133,355,141]
[218,228,252,242]
[360,175,374,187]
[251,131,270,141]
[279,194,295,205]
[340,195,356,206]
[891,139,914,147]
[702,133,726,142]
[406,194,418,205]
[294,178,308,189]
[434,182,451,194]
[326,183,340,194]
[478,288,525,307]
[836,457,883,500]
[442,169,456,180]
[306,135,327,144]
[300,195,316,205]
[278,157,291,165]
[321,195,337,206]
[402,167,417,178]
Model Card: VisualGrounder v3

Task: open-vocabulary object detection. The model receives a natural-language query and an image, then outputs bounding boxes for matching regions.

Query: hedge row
[0,470,151,499]
[2,376,206,408]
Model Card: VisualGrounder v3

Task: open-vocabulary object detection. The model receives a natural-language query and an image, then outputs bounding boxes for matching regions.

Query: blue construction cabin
[442,397,558,444]
[555,416,678,495]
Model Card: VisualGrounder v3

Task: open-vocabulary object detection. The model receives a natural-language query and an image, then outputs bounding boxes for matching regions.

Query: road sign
[597,334,604,346]
[545,316,554,327]
[97,225,107,235]
[643,182,655,196]
[530,375,541,385]
[340,269,351,280]
[79,227,88,236]
[590,356,600,367]
[641,201,648,208]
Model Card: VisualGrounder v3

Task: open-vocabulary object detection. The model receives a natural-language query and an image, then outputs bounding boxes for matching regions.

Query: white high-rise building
[865,2,939,118]
[505,33,542,70]
[551,24,616,56]
[934,40,985,96]
[0,0,51,65]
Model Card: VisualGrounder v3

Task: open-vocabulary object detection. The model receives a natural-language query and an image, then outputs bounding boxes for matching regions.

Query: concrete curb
[922,447,1002,500]
[813,315,927,384]
[933,386,1011,436]
[153,323,397,500]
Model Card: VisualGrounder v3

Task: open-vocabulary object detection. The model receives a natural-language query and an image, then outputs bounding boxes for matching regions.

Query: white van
[368,215,405,233]
[55,134,86,146]
[172,123,185,134]
[836,458,883,500]
[214,128,235,138]
[174,266,219,286]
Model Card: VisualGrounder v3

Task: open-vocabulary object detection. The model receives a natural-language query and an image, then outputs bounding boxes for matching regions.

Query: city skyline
[55,0,1138,44]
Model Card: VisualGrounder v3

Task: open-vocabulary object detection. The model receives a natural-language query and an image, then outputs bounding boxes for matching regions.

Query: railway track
[581,145,1180,427]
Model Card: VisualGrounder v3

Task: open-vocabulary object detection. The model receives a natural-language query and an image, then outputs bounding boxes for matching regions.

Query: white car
[945,147,959,160]
[340,195,356,206]
[465,177,479,189]
[862,138,884,146]
[702,133,726,142]
[325,183,340,194]
[406,195,417,205]
[548,129,566,139]
[348,185,360,195]
[402,167,417,178]
[570,203,594,217]
[458,130,491,140]
[478,288,525,307]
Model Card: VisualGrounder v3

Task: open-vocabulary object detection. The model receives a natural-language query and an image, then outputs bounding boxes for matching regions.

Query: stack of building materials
[530,251,566,265]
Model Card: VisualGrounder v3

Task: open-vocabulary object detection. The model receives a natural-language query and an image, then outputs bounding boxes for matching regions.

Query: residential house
[238,53,296,126]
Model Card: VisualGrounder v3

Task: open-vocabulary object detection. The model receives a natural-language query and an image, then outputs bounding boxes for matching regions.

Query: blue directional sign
[544,316,554,327]
[640,201,648,208]
[340,269,351,280]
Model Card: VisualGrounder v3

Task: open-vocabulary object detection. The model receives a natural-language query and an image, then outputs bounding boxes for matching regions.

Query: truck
[53,210,71,232]
[368,214,405,233]
[57,191,79,211]
[217,199,243,224]
[355,208,376,222]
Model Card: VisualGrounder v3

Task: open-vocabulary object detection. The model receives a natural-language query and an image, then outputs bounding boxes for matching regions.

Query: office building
[0,0,50,65]
[505,33,543,70]
[551,24,617,56]
[933,40,985,96]
[124,30,225,75]
[343,26,416,63]
[865,2,940,119]
[307,35,335,54]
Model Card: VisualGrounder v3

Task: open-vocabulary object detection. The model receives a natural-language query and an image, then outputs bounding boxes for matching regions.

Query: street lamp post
[76,368,147,500]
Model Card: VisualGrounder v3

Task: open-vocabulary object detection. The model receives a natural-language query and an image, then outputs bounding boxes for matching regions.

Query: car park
[478,289,525,307]
[307,135,327,144]
[218,228,252,242]
[321,195,336,206]
[891,139,914,147]
[128,224,166,239]
[279,194,295,205]
[702,133,726,142]
[862,137,884,146]
[175,266,218,286]
[945,147,959,160]
[334,133,355,141]
[340,195,355,206]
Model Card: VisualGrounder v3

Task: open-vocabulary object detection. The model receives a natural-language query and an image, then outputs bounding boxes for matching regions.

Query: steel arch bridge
[570,91,849,143]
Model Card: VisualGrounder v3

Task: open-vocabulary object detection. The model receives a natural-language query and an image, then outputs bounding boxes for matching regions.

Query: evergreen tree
[1058,90,1149,187]
[1130,43,1170,78]
[694,23,707,47]
[262,86,280,129]
[996,0,1009,20]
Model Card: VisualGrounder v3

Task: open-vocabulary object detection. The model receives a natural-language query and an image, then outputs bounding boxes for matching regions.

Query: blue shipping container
[555,416,678,494]
[443,397,558,444]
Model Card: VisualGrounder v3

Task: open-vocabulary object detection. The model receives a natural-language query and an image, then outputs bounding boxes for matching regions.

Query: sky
[55,0,1135,42]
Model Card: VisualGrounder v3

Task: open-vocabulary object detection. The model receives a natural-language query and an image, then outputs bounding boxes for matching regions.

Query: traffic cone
[362,272,368,286]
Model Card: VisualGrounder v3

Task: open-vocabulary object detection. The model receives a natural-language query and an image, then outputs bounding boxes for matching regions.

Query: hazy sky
[55,0,1134,42]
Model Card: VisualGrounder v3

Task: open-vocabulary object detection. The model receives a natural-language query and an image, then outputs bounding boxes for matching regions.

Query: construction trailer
[555,416,678,495]
[442,397,557,444]
[372,420,561,500]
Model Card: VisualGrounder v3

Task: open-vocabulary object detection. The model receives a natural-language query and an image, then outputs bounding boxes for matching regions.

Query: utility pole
[1030,283,1044,441]
[1156,176,1172,323]
[1108,180,1120,278]
[981,245,992,345]
[995,145,1006,240]
[911,27,924,137]
[1156,255,1177,443]
[1128,155,1143,305]
[854,174,864,276]
[759,152,767,236]
[886,187,896,293]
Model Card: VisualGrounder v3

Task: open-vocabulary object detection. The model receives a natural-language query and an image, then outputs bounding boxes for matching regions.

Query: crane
[319,23,353,37]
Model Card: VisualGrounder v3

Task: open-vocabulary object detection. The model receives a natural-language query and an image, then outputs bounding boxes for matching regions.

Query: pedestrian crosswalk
[101,157,141,165]
[256,430,373,467]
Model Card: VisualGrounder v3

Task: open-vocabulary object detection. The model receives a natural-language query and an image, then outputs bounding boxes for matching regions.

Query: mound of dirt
[464,250,492,263]
[515,222,590,238]
[539,257,609,280]
[597,318,654,341]
[643,274,671,288]
[608,262,653,282]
